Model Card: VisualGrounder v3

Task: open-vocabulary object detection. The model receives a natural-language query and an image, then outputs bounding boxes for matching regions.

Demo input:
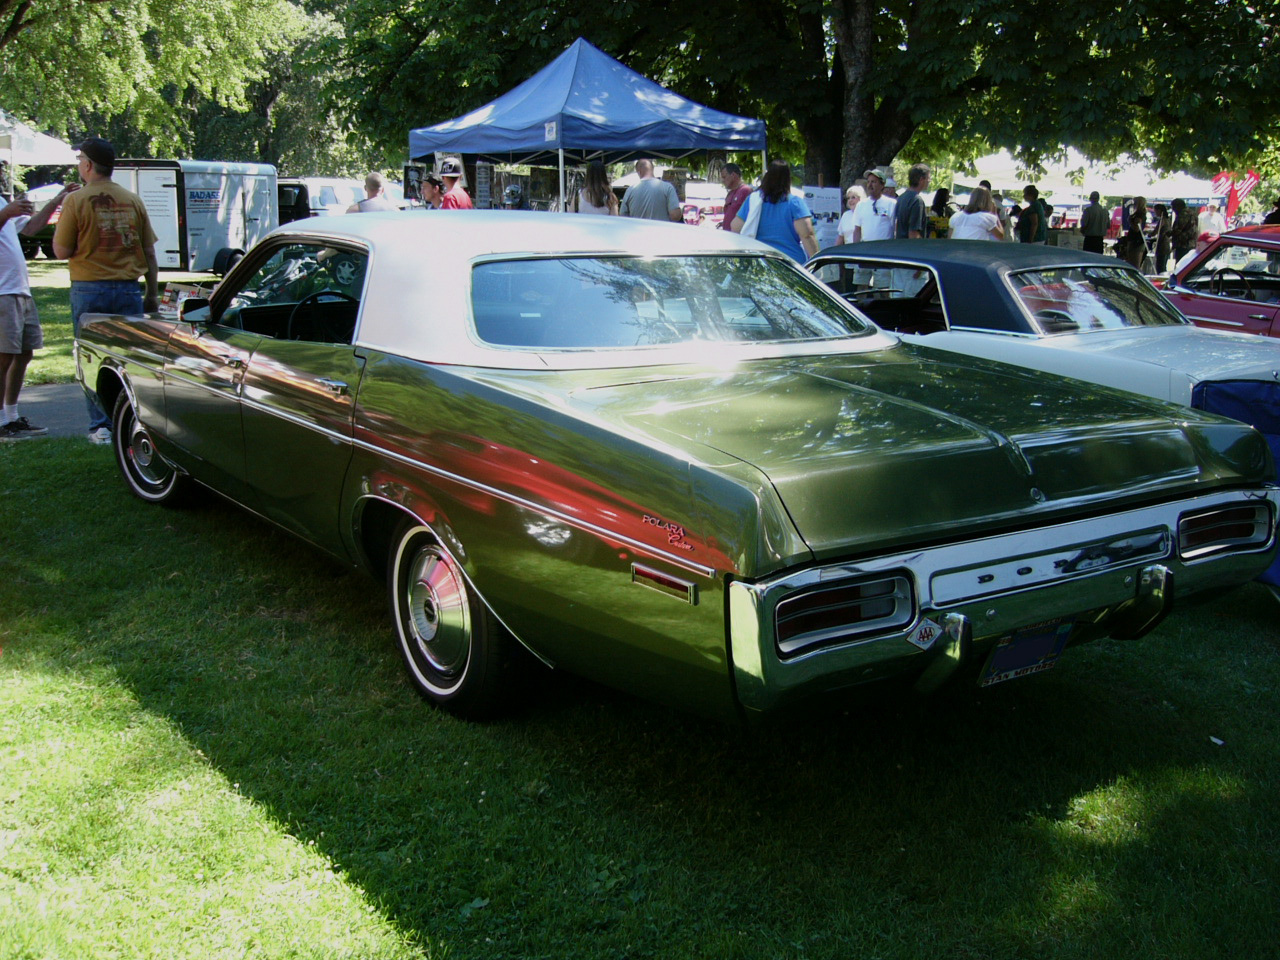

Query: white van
[112,159,277,273]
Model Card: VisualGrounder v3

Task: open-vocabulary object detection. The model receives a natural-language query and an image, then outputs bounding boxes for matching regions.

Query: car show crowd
[4,134,1278,451]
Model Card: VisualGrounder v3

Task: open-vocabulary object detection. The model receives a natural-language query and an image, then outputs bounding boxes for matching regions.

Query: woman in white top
[949,187,1004,241]
[837,185,866,244]
[574,160,619,215]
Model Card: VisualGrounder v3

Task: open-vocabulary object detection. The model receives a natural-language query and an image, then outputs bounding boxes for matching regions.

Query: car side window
[811,259,943,334]
[217,242,367,344]
[1183,244,1280,302]
[812,261,931,301]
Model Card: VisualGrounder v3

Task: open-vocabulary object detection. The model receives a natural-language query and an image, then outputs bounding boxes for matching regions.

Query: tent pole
[559,150,566,211]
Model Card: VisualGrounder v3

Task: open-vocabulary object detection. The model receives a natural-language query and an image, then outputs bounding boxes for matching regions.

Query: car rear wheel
[387,520,516,719]
[112,392,189,505]
[39,240,57,260]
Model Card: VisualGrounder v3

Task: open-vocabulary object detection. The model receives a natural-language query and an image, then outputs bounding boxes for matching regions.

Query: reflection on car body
[75,214,1279,722]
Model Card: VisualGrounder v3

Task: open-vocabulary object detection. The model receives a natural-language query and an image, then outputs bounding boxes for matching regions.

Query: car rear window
[471,256,870,349]
[1009,266,1187,334]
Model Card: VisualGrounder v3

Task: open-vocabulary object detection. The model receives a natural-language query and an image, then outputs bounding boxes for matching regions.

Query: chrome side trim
[239,394,355,446]
[99,334,717,579]
[352,435,719,579]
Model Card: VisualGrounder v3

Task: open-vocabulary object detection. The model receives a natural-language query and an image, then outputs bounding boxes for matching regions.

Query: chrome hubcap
[126,413,169,486]
[405,548,470,676]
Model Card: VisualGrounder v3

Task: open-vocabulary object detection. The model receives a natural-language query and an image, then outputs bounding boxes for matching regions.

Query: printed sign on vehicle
[187,189,222,209]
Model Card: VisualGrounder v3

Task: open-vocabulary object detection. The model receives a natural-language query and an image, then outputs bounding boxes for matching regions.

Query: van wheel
[213,248,243,275]
[387,520,516,719]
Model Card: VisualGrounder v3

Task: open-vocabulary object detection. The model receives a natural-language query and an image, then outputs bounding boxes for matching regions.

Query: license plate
[979,619,1075,687]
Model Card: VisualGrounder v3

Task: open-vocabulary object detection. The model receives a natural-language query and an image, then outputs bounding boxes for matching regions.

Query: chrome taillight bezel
[1178,501,1274,561]
[774,574,915,658]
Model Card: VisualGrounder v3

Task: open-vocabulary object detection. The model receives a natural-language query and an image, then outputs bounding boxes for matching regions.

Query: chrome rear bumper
[729,487,1278,713]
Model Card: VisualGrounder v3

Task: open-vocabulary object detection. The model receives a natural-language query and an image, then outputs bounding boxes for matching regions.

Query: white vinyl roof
[265,210,895,369]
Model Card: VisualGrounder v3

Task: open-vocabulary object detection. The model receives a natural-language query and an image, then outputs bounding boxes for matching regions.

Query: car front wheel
[387,520,517,719]
[112,392,189,505]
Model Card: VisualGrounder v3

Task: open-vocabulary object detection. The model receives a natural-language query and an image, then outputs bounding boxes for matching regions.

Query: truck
[277,177,367,223]
[111,159,277,273]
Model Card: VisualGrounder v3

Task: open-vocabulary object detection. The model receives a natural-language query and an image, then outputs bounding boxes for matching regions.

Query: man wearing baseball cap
[849,167,897,243]
[53,137,159,443]
[419,172,444,209]
[437,158,473,210]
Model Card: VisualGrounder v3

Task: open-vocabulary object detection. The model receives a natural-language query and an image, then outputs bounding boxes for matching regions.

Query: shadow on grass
[4,439,1278,959]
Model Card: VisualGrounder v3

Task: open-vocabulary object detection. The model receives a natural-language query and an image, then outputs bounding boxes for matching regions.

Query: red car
[1160,225,1280,338]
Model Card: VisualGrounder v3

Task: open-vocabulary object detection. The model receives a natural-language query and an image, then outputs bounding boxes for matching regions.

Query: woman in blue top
[730,159,820,262]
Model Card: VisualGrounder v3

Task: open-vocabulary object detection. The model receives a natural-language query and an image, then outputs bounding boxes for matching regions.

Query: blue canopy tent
[408,38,766,207]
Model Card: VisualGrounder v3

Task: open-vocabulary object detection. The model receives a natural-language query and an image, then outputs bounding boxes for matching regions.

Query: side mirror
[180,297,211,323]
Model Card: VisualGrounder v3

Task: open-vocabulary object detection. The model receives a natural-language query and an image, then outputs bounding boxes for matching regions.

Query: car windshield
[471,255,869,349]
[1009,266,1187,335]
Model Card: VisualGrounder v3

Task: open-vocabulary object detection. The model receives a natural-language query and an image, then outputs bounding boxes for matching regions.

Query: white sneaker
[88,426,112,445]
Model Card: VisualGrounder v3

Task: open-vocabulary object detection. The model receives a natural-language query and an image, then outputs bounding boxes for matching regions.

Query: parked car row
[807,235,1280,589]
[74,213,1279,723]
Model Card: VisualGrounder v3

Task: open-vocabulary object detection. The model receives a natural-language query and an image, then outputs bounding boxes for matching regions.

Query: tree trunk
[832,0,875,187]
[794,6,842,186]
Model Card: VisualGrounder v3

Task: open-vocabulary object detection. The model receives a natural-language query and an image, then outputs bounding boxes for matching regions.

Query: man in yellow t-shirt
[52,138,159,443]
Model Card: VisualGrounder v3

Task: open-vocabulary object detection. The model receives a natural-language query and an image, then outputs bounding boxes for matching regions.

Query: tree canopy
[3,0,1278,188]
[0,0,309,153]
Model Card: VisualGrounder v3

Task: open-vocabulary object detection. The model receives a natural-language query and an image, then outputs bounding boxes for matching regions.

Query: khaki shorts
[0,294,42,353]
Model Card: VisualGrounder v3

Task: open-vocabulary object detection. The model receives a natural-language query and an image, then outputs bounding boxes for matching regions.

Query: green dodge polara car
[76,212,1279,721]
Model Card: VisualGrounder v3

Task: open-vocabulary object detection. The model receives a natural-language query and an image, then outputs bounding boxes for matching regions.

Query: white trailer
[111,159,277,273]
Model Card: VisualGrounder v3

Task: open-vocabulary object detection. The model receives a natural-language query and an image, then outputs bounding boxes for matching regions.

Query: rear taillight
[775,575,914,657]
[1178,503,1273,560]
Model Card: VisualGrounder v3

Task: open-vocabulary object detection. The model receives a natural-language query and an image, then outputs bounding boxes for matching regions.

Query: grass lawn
[2,437,1278,959]
[4,267,1280,959]
[25,262,74,384]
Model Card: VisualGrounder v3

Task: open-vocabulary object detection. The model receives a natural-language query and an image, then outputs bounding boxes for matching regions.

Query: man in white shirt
[347,172,397,213]
[0,185,73,440]
[850,168,897,242]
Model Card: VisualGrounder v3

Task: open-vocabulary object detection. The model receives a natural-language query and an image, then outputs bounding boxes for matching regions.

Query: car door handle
[1249,314,1271,321]
[315,378,348,395]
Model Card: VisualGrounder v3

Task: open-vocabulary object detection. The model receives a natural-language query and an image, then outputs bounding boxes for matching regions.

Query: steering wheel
[1033,309,1078,334]
[286,290,358,341]
[1209,267,1253,300]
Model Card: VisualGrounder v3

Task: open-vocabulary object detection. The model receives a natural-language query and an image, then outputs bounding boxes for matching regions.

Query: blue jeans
[71,280,144,431]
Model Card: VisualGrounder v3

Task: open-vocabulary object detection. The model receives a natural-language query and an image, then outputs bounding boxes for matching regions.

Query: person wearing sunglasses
[849,168,896,243]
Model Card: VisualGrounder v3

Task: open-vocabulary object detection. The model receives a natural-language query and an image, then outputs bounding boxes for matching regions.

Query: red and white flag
[1237,169,1260,202]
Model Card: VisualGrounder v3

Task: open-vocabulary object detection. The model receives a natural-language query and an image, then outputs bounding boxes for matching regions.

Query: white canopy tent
[957,148,1220,202]
[1088,168,1219,200]
[0,109,77,194]
[955,149,1084,194]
